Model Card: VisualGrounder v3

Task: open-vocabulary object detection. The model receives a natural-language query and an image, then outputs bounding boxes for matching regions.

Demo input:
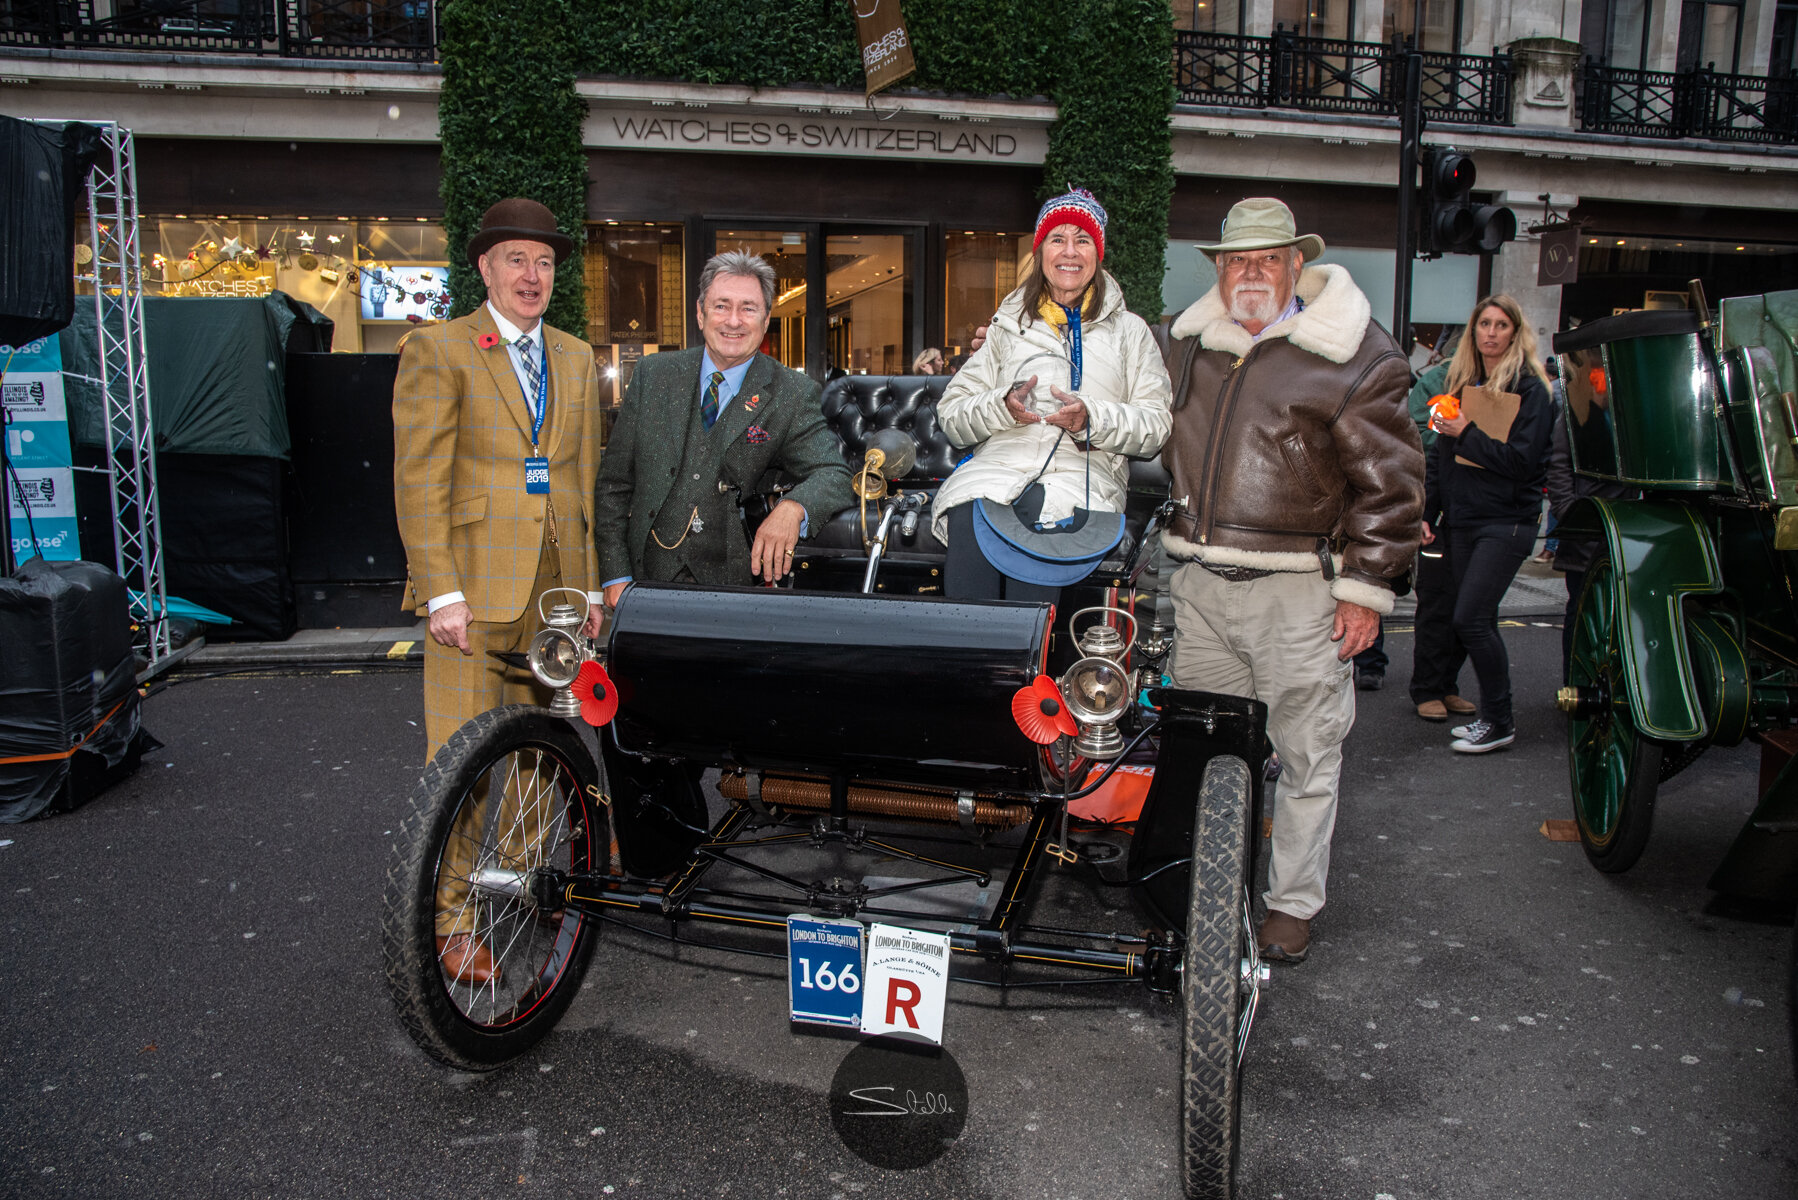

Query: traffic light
[1417,148,1516,256]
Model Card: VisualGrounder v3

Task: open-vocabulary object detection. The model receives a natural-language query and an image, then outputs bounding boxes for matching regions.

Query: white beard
[1225,284,1281,327]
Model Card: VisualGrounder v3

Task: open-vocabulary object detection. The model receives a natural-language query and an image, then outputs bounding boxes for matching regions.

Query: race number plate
[787,915,865,1028]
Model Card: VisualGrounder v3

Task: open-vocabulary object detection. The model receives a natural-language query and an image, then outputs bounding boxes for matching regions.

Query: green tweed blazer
[592,348,853,586]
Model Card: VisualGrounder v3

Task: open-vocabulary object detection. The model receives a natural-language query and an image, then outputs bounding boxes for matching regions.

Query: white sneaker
[1451,719,1515,754]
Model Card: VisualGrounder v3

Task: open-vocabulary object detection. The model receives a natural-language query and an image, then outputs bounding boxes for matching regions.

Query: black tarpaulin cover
[0,557,142,823]
[158,452,295,641]
[0,116,102,346]
[60,291,334,456]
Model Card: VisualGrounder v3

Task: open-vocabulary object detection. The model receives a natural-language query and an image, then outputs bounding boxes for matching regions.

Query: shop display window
[709,229,808,374]
[1566,234,1798,324]
[584,222,685,406]
[139,216,448,353]
[825,233,911,376]
[944,232,1031,358]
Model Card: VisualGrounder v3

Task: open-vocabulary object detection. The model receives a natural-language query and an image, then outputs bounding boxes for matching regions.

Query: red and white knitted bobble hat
[1032,187,1107,260]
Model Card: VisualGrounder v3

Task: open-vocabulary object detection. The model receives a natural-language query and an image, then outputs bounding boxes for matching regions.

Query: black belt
[1197,561,1275,582]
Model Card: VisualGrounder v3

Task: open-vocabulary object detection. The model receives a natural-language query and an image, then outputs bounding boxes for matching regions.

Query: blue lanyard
[1059,303,1083,390]
[525,344,548,449]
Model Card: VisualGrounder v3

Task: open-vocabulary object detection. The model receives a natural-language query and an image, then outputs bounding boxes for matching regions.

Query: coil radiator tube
[718,772,1032,828]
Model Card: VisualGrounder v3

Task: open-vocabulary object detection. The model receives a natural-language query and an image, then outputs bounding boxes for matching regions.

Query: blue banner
[2,335,81,562]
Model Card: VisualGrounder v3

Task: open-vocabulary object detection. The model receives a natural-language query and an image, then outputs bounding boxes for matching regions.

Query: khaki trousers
[1167,564,1356,921]
[423,540,561,937]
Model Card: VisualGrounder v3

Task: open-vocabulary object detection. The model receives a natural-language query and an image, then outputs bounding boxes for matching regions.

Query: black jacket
[1423,373,1554,529]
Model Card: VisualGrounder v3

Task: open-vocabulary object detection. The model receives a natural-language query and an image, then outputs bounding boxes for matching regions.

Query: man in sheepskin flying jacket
[1159,198,1423,965]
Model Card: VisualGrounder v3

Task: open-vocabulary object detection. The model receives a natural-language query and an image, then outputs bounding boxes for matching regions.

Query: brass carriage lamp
[1058,655,1131,759]
[1058,606,1140,760]
[1069,605,1136,661]
[528,589,594,721]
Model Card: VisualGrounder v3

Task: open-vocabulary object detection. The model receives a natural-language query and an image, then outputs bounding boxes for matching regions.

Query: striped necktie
[701,370,725,430]
[517,334,542,409]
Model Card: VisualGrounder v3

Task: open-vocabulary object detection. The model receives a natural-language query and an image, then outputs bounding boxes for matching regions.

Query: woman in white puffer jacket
[933,188,1173,603]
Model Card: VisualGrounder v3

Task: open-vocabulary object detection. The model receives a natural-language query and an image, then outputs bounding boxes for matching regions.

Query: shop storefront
[581,216,1034,404]
[577,131,1049,396]
[136,216,450,354]
[1551,198,1798,325]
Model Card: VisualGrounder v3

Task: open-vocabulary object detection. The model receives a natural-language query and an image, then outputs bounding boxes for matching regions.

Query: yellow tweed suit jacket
[393,306,601,623]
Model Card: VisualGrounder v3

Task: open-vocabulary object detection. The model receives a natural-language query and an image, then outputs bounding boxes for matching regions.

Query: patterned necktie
[517,334,541,413]
[701,370,725,430]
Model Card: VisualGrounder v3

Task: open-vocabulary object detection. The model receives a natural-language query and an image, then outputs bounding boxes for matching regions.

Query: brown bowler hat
[465,197,574,267]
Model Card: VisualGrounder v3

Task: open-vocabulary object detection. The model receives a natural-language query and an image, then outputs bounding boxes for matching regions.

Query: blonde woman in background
[1420,293,1554,754]
[911,347,944,375]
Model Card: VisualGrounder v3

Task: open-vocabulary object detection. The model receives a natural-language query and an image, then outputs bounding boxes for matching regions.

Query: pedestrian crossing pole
[1392,48,1423,356]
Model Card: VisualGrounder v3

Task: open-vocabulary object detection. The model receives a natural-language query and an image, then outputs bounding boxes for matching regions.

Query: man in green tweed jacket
[594,250,853,605]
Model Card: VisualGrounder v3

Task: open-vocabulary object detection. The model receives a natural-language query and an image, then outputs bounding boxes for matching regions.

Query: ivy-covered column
[438,0,589,334]
[1040,0,1175,320]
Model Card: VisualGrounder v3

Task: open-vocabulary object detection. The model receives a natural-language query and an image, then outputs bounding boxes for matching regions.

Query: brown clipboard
[1455,385,1521,468]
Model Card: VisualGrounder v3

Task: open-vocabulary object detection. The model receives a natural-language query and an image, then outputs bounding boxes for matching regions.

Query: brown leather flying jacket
[1158,265,1424,613]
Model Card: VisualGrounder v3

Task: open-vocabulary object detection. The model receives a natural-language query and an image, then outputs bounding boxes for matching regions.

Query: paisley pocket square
[745,424,772,444]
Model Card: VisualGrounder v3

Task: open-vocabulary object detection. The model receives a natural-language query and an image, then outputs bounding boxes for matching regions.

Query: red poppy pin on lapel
[477,332,501,350]
[744,394,762,412]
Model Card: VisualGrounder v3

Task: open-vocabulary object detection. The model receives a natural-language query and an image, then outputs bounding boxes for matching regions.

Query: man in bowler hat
[593,250,851,605]
[392,197,603,983]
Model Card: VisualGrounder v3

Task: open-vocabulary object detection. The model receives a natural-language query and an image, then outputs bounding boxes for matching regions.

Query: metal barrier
[0,0,437,62]
[1174,31,1513,126]
[1578,59,1798,145]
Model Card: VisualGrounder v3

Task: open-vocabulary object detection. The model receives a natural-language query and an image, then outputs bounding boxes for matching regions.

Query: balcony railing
[1579,59,1798,145]
[1176,31,1514,126]
[0,0,437,62]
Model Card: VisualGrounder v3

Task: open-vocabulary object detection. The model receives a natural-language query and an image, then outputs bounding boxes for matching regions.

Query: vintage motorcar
[380,375,1268,1199]
[1552,287,1798,898]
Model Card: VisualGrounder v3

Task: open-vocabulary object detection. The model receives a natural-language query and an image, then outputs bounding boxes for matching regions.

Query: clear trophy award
[1010,351,1076,418]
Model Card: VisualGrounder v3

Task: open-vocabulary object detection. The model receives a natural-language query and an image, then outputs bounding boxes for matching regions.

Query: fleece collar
[1169,263,1371,364]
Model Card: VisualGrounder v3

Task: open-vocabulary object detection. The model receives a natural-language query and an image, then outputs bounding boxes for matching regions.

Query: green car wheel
[1565,551,1665,873]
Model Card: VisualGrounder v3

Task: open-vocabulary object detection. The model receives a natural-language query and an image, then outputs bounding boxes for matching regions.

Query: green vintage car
[1551,287,1798,908]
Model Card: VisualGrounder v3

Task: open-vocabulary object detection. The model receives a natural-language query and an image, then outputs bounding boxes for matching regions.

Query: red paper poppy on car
[1587,366,1607,395]
[572,660,618,727]
[1012,675,1078,744]
[478,332,502,350]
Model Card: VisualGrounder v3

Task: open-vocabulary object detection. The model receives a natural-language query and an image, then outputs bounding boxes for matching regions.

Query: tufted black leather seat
[809,376,951,560]
[799,374,1169,590]
[817,375,958,484]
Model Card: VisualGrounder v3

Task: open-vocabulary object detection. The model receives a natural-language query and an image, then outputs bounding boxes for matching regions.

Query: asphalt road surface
[3,621,1794,1199]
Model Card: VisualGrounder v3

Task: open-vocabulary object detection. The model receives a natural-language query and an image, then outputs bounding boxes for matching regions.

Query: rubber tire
[1566,551,1665,874]
[1179,755,1253,1200]
[382,705,605,1070]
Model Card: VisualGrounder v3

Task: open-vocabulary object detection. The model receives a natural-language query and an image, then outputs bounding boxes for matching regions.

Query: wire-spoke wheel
[382,705,605,1070]
[1179,754,1255,1200]
[1566,553,1664,873]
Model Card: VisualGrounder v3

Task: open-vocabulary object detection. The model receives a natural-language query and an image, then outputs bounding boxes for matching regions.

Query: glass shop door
[706,222,922,381]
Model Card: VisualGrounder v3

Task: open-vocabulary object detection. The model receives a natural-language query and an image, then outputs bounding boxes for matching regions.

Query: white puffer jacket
[931,272,1173,544]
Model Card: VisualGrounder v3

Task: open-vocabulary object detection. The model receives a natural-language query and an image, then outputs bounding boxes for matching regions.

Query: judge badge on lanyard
[523,345,551,494]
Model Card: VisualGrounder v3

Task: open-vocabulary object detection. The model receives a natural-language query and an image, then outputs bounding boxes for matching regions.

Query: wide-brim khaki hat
[1197,197,1325,262]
